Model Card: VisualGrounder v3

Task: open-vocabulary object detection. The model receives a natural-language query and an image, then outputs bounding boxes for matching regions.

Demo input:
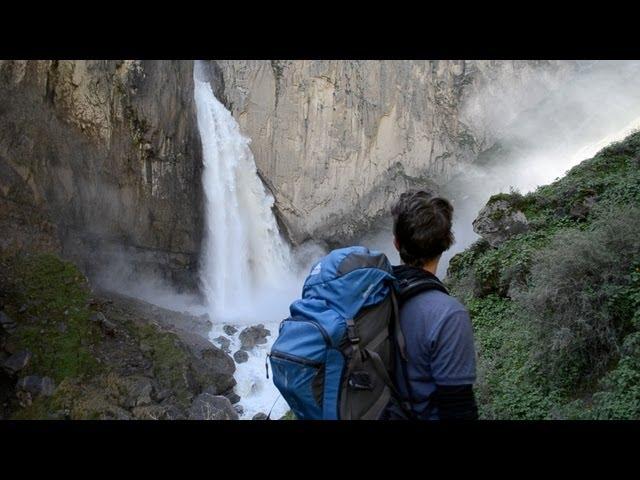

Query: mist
[425,60,640,277]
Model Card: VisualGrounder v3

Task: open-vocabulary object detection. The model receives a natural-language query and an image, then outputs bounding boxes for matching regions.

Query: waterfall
[193,61,294,324]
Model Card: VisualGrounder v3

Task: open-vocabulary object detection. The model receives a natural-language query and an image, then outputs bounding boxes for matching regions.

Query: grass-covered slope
[0,253,235,419]
[447,131,640,419]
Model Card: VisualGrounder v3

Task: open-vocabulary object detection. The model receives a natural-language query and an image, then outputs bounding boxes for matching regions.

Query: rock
[233,350,249,364]
[188,393,239,420]
[200,347,236,394]
[16,375,56,397]
[239,324,271,351]
[90,312,117,336]
[154,388,171,402]
[234,404,244,416]
[125,377,155,408]
[473,199,529,247]
[252,412,268,420]
[162,405,187,420]
[223,325,238,336]
[213,335,231,354]
[2,350,32,375]
[0,311,16,333]
[226,392,241,405]
[204,386,239,405]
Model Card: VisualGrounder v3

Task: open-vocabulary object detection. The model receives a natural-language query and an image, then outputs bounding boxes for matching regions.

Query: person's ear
[393,237,400,252]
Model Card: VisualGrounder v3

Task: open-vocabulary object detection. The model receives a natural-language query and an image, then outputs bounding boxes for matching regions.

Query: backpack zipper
[269,350,323,368]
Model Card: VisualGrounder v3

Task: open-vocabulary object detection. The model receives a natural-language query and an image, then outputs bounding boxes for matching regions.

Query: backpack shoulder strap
[390,289,417,419]
[391,273,449,419]
[396,277,449,303]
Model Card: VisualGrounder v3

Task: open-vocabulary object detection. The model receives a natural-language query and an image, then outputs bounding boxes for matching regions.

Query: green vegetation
[1,253,102,383]
[447,131,640,419]
[124,321,193,408]
[1,252,198,419]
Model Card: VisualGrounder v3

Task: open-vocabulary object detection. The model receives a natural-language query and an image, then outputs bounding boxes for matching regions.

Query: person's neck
[421,258,439,276]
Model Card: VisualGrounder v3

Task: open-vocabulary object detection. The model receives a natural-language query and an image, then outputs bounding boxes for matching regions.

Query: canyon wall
[0,59,578,290]
[0,60,203,290]
[213,60,576,245]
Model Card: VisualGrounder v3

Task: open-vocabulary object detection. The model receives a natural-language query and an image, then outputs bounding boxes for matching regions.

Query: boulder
[199,347,236,394]
[188,393,239,420]
[252,412,268,420]
[16,375,56,397]
[223,325,238,336]
[2,350,32,375]
[239,324,271,351]
[473,199,529,247]
[213,335,231,354]
[233,350,249,364]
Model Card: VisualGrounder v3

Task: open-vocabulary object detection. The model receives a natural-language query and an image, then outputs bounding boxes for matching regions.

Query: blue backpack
[268,246,412,420]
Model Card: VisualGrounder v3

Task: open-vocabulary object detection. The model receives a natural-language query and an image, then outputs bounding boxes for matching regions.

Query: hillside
[447,131,640,419]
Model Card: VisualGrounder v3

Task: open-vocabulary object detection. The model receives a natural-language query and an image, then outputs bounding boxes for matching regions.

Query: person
[383,190,479,420]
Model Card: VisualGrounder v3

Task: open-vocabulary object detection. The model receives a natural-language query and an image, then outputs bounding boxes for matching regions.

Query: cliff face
[0,59,578,291]
[213,60,575,245]
[0,60,203,290]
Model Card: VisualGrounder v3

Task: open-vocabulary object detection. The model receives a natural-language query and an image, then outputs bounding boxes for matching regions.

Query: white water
[193,61,304,419]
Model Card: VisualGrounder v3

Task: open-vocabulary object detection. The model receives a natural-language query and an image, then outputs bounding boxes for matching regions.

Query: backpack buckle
[346,319,360,344]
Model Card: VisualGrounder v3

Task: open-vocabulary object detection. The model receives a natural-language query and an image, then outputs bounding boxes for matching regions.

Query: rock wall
[0,59,579,292]
[213,60,576,245]
[0,60,203,290]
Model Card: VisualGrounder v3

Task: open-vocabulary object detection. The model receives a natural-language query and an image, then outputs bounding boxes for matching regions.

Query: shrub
[513,205,640,390]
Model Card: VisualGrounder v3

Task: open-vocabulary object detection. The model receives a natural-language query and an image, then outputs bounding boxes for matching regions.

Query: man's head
[391,190,455,268]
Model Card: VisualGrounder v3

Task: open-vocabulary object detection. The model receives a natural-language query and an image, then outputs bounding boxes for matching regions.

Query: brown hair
[391,190,455,266]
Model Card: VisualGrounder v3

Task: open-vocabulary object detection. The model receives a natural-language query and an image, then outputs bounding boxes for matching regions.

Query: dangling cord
[266,394,282,420]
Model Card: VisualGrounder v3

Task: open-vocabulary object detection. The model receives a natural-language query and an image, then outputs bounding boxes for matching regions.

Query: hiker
[381,190,478,420]
[269,190,477,420]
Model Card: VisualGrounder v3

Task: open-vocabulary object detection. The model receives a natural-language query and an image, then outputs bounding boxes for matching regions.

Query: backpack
[268,246,421,420]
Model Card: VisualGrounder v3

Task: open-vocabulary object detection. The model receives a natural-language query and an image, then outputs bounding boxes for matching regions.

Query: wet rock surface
[239,324,271,351]
[223,325,238,336]
[213,335,231,354]
[233,350,249,364]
